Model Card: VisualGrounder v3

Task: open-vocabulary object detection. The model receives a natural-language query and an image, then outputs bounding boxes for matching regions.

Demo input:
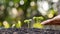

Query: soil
[0,28,60,34]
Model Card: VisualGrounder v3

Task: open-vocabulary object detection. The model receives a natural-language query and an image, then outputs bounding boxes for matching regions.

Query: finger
[41,19,53,25]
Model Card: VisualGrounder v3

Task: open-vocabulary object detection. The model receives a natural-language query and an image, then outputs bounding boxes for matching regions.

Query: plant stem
[27,21,30,28]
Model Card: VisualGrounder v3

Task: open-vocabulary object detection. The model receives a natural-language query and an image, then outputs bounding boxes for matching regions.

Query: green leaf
[3,21,10,28]
[33,22,44,28]
[38,16,44,20]
[47,9,56,18]
[15,20,21,28]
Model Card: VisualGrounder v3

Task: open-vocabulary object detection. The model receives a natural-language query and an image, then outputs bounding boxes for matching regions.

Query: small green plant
[3,21,10,28]
[38,16,44,21]
[47,9,57,18]
[24,19,31,28]
[33,16,44,28]
[33,16,44,23]
[15,20,21,28]
[11,24,15,28]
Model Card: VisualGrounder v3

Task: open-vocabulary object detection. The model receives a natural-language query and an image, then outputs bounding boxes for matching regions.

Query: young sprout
[33,16,44,29]
[3,21,10,28]
[47,9,56,18]
[33,17,42,22]
[15,20,21,28]
[24,19,31,28]
[33,17,36,20]
[11,24,15,28]
[38,16,44,20]
[33,17,38,23]
[33,22,44,28]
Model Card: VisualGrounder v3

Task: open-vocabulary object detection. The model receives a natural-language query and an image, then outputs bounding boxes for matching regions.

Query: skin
[41,15,60,25]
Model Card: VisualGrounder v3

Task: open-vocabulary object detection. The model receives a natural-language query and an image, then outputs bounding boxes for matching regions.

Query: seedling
[15,20,21,28]
[33,16,44,28]
[24,19,31,28]
[33,17,37,22]
[3,21,10,28]
[11,24,15,28]
[33,16,44,23]
[38,16,44,21]
[47,9,57,18]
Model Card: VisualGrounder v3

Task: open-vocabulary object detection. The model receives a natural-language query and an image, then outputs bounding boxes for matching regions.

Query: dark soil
[0,28,60,34]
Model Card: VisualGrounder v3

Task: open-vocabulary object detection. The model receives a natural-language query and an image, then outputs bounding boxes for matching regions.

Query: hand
[41,15,60,25]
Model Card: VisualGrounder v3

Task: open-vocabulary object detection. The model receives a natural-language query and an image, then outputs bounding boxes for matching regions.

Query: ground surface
[0,28,60,34]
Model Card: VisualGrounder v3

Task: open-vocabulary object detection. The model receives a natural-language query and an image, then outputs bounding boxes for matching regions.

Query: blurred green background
[0,0,59,28]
